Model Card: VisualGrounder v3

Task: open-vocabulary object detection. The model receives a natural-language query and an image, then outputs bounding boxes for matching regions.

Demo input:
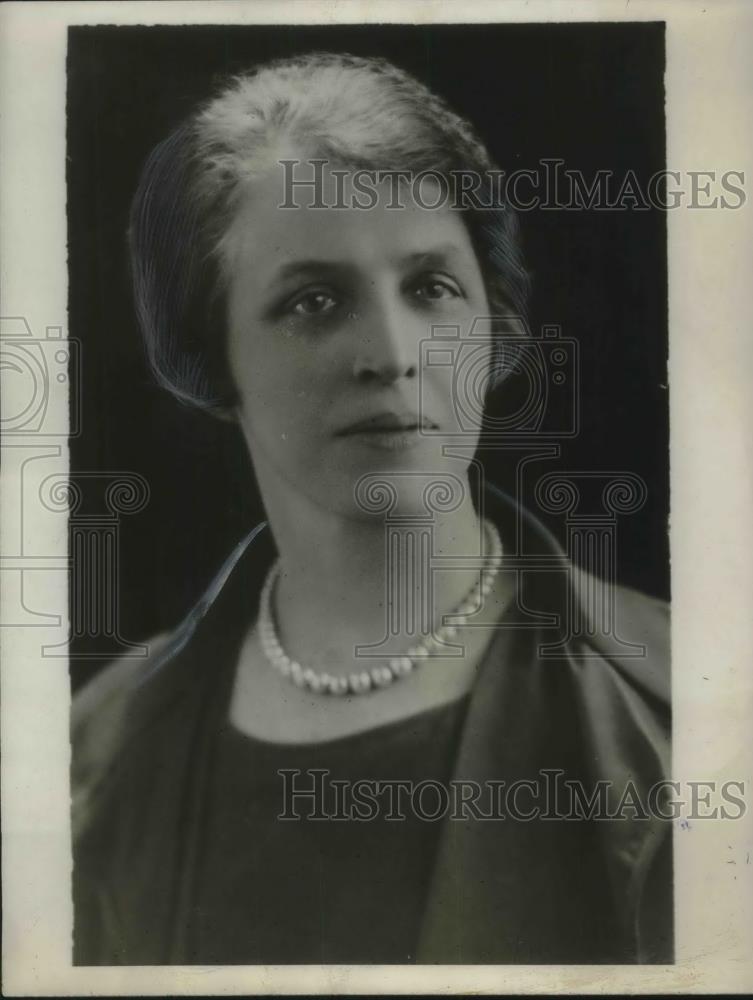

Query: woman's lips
[336,415,438,451]
[337,414,437,435]
[342,427,425,451]
[337,411,438,451]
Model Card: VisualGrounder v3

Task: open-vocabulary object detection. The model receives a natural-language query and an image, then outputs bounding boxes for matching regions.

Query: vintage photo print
[1,1,751,995]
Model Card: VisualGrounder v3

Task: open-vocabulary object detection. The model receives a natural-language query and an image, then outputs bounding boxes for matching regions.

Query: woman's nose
[352,298,419,384]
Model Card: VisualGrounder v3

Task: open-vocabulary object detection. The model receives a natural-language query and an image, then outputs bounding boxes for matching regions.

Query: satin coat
[71,485,672,964]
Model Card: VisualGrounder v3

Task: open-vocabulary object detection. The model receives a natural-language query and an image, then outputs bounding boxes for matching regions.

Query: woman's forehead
[220,163,478,282]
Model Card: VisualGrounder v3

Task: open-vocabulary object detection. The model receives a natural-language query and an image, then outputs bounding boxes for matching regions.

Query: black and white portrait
[6,0,753,992]
[62,22,677,967]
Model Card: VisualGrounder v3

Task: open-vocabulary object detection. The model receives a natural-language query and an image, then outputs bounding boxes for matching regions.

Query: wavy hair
[129,52,531,412]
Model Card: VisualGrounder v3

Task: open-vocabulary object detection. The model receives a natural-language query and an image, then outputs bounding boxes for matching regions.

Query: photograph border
[1,0,752,995]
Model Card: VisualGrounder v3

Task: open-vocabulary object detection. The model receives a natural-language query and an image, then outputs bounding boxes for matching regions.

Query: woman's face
[222,163,492,518]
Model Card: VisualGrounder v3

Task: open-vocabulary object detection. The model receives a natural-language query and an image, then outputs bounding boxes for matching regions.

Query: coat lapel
[416,487,671,963]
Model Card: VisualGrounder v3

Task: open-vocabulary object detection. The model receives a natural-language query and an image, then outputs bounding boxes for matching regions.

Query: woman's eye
[290,290,338,316]
[412,276,463,302]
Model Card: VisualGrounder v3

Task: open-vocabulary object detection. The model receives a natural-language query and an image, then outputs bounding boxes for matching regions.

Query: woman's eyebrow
[399,245,467,268]
[269,259,350,287]
[267,243,468,289]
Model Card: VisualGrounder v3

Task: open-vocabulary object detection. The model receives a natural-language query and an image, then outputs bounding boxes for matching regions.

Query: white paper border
[1,0,752,994]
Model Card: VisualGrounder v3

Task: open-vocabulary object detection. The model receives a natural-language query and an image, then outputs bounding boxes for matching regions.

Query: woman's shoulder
[71,634,172,839]
[611,579,670,643]
[570,572,671,706]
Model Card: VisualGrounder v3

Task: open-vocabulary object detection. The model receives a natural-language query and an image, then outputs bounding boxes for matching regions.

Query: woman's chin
[322,459,472,522]
[333,430,461,471]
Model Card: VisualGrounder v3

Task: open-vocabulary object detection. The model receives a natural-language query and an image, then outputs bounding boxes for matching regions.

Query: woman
[72,52,672,965]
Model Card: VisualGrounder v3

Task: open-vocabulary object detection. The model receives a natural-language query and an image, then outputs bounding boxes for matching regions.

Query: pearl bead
[330,676,349,696]
[371,665,394,687]
[257,520,503,696]
[389,656,414,676]
[349,672,372,694]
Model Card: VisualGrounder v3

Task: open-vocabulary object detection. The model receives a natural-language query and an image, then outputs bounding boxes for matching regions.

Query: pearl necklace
[257,519,504,696]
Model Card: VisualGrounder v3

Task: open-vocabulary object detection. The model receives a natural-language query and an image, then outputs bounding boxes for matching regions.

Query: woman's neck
[255,473,487,676]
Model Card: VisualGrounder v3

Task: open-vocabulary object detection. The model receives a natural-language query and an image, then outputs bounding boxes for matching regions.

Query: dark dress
[71,485,673,965]
[191,698,470,964]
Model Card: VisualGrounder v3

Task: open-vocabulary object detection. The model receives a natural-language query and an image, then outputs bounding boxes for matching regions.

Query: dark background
[67,22,668,685]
